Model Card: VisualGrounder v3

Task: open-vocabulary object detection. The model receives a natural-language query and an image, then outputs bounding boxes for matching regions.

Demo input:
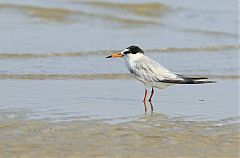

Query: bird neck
[123,53,144,63]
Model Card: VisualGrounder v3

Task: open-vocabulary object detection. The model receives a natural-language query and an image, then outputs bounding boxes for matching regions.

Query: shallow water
[0,0,239,77]
[0,79,239,158]
[0,0,239,157]
[0,0,238,53]
[0,79,239,122]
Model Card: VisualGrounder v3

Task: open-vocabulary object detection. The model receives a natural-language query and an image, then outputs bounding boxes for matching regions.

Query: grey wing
[130,56,184,83]
[129,56,215,84]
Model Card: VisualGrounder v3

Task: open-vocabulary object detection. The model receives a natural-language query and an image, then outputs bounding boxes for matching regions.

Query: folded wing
[130,56,184,83]
[130,56,216,84]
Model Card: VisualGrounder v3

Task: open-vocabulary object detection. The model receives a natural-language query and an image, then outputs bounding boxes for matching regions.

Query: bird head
[106,45,144,59]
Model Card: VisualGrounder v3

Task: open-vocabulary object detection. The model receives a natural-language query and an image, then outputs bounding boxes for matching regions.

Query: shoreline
[0,114,239,158]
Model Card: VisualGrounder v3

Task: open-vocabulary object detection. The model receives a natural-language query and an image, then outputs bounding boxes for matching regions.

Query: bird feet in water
[143,100,154,113]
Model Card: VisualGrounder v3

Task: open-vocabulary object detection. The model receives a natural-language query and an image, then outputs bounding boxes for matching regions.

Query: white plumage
[106,45,215,102]
[123,53,183,89]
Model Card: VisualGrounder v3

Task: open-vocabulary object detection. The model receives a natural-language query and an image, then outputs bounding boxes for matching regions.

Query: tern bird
[106,45,216,102]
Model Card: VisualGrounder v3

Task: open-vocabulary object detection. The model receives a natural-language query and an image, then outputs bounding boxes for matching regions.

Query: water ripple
[0,73,239,80]
[0,44,239,59]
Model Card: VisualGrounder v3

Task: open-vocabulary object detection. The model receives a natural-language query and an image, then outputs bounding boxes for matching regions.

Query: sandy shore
[0,79,239,158]
[0,115,239,158]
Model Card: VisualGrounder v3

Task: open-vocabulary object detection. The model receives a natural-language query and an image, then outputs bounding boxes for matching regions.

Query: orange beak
[106,53,123,58]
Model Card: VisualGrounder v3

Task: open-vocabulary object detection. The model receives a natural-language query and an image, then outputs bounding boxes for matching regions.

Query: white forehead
[120,48,129,54]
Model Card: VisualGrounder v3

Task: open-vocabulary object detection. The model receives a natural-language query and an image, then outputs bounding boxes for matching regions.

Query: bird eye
[123,51,131,55]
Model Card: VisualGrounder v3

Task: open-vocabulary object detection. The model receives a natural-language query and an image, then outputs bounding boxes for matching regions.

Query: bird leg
[149,101,154,113]
[148,87,154,102]
[143,101,147,113]
[143,89,148,102]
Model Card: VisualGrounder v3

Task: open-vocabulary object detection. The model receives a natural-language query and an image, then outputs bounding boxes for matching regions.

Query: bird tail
[187,80,217,84]
[160,79,216,84]
[160,74,216,84]
[174,74,216,84]
[176,74,209,80]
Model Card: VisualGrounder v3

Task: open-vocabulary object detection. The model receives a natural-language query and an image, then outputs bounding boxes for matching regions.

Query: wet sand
[0,116,239,158]
[0,79,239,158]
[0,117,239,158]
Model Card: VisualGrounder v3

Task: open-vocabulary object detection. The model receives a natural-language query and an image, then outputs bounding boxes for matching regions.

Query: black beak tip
[106,55,112,58]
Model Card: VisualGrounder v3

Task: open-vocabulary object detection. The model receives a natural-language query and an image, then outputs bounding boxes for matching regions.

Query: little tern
[106,45,216,102]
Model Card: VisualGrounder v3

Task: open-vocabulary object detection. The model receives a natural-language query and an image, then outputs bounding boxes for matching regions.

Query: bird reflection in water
[143,101,154,114]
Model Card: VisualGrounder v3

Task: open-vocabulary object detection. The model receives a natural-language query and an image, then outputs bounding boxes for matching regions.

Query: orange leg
[148,87,154,102]
[149,100,154,113]
[143,101,147,113]
[143,89,148,102]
